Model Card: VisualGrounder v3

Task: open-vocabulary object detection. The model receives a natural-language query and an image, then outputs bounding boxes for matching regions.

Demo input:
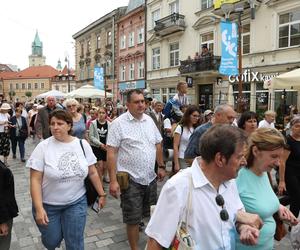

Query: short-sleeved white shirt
[26,137,96,205]
[174,125,194,159]
[145,158,244,249]
[0,113,10,132]
[107,111,162,185]
[258,119,275,129]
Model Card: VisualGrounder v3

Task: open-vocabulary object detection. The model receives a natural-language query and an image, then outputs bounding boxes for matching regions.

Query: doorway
[198,84,213,113]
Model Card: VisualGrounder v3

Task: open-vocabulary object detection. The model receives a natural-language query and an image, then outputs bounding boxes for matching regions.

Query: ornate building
[29,31,46,67]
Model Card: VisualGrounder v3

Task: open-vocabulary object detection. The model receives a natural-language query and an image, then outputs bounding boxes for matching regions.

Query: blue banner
[219,21,238,76]
[94,67,104,90]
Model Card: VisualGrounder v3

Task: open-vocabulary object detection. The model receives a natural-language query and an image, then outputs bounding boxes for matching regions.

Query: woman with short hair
[27,109,106,250]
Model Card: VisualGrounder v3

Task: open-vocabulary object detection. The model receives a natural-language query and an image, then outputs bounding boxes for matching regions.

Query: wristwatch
[158,165,166,170]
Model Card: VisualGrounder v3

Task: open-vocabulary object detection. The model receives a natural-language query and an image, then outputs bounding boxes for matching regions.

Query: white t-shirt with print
[26,137,96,205]
[174,125,194,159]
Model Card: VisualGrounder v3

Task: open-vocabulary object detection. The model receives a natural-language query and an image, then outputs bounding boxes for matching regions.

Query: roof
[60,65,75,75]
[0,64,13,72]
[126,0,144,14]
[0,65,59,80]
[33,31,42,47]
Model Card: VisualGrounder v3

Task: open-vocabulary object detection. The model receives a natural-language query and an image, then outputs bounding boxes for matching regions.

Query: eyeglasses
[215,194,229,221]
[67,104,76,108]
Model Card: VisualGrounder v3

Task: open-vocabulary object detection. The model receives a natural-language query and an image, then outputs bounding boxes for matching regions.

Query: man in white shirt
[258,110,276,128]
[146,125,262,250]
[106,89,166,250]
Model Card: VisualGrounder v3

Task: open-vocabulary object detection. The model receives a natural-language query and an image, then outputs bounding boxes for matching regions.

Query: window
[97,35,101,49]
[87,40,91,53]
[152,9,160,29]
[106,59,112,76]
[169,0,179,14]
[28,83,32,89]
[16,83,19,90]
[170,42,180,67]
[120,34,126,49]
[120,64,126,81]
[279,10,300,48]
[137,27,144,44]
[201,0,213,10]
[55,85,59,91]
[87,66,90,79]
[41,82,44,89]
[22,83,25,89]
[242,23,250,54]
[129,32,135,47]
[152,48,160,70]
[80,43,84,57]
[34,83,38,89]
[80,69,84,80]
[10,83,13,90]
[138,61,144,78]
[129,63,135,80]
[107,31,112,45]
[200,32,214,52]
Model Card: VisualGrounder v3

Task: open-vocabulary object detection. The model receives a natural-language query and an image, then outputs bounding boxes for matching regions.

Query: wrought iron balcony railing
[179,56,221,74]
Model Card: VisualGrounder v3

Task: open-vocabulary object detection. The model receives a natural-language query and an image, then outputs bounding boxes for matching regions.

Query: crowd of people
[0,81,300,250]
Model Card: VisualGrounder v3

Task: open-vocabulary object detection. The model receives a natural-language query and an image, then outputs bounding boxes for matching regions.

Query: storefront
[119,79,146,103]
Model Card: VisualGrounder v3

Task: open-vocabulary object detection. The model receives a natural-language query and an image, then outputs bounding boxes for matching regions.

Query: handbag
[169,175,195,250]
[79,139,98,206]
[19,128,28,139]
[273,213,287,241]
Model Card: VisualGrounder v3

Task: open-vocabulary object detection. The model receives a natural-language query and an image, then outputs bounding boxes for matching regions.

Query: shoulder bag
[79,139,98,206]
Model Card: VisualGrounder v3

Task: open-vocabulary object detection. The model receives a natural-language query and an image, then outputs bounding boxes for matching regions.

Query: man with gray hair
[35,96,57,139]
[184,104,236,164]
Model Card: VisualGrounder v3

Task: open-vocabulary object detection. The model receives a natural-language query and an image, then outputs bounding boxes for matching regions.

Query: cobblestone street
[7,139,294,250]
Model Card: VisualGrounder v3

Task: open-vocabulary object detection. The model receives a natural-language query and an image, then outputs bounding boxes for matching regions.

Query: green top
[235,167,279,250]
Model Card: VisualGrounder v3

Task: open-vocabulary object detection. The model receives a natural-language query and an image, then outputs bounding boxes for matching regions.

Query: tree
[25,91,32,99]
[8,90,16,101]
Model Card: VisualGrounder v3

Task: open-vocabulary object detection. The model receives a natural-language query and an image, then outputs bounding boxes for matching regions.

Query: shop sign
[229,69,279,83]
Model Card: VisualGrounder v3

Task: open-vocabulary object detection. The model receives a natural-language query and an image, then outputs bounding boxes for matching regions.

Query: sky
[1,0,129,71]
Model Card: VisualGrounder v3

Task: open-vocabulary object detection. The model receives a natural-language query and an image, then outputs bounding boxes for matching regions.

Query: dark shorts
[120,178,157,225]
[91,146,107,161]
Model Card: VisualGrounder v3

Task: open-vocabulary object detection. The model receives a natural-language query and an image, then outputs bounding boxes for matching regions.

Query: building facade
[72,7,127,100]
[146,0,300,116]
[116,0,146,102]
[29,31,46,67]
[51,66,77,93]
[0,65,58,102]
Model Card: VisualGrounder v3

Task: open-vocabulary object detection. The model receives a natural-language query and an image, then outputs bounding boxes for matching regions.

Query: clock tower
[29,31,46,67]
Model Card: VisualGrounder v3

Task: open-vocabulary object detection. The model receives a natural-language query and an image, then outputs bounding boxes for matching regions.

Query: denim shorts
[120,178,157,225]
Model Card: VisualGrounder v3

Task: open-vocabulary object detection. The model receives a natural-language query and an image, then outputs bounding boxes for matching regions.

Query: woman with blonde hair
[235,128,298,250]
[64,99,86,139]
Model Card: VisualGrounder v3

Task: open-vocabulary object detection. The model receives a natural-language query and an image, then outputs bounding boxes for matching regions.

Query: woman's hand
[278,181,286,196]
[0,223,9,236]
[100,144,107,151]
[35,207,49,226]
[278,204,299,226]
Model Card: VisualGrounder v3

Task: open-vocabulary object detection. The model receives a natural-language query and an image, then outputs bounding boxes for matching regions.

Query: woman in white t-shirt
[0,103,12,166]
[27,110,106,250]
[173,105,201,171]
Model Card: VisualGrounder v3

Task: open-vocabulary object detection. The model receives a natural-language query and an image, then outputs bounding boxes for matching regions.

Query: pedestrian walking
[0,103,12,166]
[9,108,28,162]
[107,89,166,250]
[27,109,106,250]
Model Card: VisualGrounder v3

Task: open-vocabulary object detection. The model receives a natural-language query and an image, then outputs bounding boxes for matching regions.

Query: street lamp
[65,56,70,93]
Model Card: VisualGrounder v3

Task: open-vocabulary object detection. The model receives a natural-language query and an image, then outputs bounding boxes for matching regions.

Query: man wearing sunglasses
[146,125,262,250]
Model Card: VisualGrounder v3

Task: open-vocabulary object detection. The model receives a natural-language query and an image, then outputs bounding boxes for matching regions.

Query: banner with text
[219,21,238,76]
[94,67,104,90]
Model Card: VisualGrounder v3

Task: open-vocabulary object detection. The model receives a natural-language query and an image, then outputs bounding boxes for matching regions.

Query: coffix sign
[229,69,279,83]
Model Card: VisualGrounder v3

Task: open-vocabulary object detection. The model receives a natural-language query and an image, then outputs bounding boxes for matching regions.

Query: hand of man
[0,223,9,236]
[109,180,120,198]
[157,168,166,181]
[239,224,260,245]
[237,211,263,229]
[278,204,299,226]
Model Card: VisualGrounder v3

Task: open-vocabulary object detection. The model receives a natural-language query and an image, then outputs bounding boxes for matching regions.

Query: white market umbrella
[227,84,234,106]
[36,89,66,99]
[264,68,300,89]
[65,84,112,99]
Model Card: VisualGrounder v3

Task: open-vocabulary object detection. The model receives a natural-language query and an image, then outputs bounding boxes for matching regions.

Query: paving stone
[95,238,114,248]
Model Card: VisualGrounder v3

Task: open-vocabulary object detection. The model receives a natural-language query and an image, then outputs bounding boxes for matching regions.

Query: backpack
[162,99,173,119]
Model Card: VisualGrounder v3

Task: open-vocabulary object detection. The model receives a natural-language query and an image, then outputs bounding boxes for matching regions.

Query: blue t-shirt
[236,168,279,250]
[72,115,86,139]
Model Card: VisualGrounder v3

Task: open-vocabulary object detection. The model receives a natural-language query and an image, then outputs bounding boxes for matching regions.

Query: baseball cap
[204,109,213,117]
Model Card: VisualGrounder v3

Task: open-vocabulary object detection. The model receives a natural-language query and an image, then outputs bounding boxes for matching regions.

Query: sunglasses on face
[215,194,229,221]
[67,104,76,108]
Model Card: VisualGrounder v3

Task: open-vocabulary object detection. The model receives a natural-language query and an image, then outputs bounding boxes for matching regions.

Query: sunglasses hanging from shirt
[215,194,229,221]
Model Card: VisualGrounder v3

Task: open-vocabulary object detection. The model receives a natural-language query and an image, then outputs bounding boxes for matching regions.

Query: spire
[56,58,62,71]
[32,30,43,56]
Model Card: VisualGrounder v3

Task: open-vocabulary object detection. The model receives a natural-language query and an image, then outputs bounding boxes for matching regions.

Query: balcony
[154,13,185,37]
[178,56,221,75]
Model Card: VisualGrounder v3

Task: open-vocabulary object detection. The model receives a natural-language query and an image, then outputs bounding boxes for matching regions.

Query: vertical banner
[219,21,238,76]
[94,67,104,90]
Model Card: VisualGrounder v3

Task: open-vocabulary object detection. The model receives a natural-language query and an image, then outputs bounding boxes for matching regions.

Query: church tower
[29,31,46,67]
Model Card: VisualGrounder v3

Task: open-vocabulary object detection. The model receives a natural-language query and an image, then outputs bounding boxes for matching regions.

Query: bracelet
[158,165,166,170]
[99,193,107,198]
